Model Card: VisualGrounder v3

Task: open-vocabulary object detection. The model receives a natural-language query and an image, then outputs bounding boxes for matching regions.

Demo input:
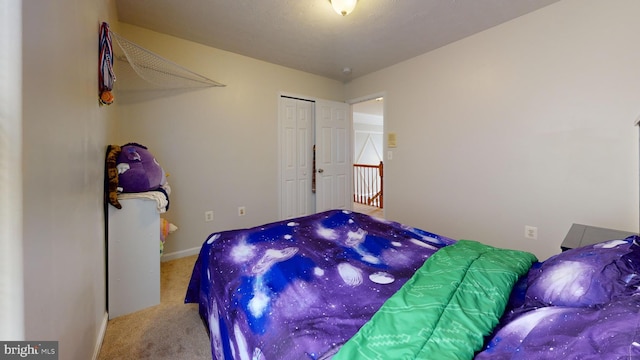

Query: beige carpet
[352,203,384,219]
[98,255,211,359]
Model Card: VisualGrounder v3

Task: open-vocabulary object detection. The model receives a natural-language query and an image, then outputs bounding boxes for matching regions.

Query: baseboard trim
[92,312,109,360]
[161,246,200,262]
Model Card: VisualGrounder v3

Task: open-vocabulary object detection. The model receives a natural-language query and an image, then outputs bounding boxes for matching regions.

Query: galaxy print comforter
[184,210,455,360]
[476,235,640,359]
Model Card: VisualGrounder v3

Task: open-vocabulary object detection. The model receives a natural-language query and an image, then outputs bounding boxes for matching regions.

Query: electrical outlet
[238,206,246,216]
[205,210,214,222]
[525,225,538,240]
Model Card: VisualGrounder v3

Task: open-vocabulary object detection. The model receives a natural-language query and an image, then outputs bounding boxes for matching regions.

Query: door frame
[347,92,387,218]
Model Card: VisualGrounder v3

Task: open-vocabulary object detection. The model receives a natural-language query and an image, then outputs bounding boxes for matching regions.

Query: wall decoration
[99,22,115,105]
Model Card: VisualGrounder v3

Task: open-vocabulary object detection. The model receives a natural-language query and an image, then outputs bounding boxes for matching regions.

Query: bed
[185,209,640,359]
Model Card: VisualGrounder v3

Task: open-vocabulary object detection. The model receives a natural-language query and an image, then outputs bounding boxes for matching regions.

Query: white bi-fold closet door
[279,95,351,220]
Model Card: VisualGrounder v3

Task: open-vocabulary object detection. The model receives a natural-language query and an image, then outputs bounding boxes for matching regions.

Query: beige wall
[346,0,640,260]
[113,23,345,257]
[115,0,640,262]
[21,0,117,358]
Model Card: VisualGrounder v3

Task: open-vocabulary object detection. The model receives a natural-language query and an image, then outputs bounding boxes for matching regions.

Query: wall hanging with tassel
[99,22,115,105]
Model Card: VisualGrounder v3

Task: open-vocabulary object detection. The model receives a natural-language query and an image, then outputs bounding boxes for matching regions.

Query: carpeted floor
[98,255,211,359]
[352,203,384,219]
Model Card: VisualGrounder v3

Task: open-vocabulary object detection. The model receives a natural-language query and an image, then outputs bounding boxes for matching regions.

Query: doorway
[352,96,384,219]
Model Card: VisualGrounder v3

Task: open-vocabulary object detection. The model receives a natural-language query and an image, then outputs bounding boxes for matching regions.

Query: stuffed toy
[105,145,122,209]
[116,143,166,193]
[160,218,178,254]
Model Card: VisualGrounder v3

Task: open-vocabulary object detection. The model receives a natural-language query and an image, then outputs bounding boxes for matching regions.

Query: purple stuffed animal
[116,143,165,193]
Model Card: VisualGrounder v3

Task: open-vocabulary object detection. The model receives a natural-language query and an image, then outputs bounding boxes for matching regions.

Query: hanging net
[111,31,225,89]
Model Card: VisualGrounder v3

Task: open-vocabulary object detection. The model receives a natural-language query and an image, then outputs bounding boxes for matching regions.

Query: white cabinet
[107,198,160,319]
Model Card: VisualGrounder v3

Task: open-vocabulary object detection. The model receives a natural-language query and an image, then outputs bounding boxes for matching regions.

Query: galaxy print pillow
[524,235,640,308]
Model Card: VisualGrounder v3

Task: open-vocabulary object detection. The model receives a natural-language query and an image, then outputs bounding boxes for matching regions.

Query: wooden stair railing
[353,161,383,209]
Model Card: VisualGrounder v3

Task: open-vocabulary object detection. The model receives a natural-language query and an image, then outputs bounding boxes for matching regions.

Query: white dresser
[107,198,160,319]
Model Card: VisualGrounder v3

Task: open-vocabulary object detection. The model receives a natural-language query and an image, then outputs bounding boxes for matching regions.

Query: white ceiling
[115,0,561,82]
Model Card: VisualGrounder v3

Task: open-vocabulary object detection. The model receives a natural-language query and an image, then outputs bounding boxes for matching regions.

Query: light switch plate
[388,132,397,148]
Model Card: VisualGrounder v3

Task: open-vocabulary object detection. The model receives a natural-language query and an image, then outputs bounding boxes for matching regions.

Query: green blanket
[334,240,537,360]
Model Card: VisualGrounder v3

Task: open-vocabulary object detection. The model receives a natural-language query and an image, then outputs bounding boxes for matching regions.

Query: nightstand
[561,223,636,251]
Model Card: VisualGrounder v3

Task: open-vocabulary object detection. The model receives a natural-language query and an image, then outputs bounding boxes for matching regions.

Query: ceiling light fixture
[329,0,358,16]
